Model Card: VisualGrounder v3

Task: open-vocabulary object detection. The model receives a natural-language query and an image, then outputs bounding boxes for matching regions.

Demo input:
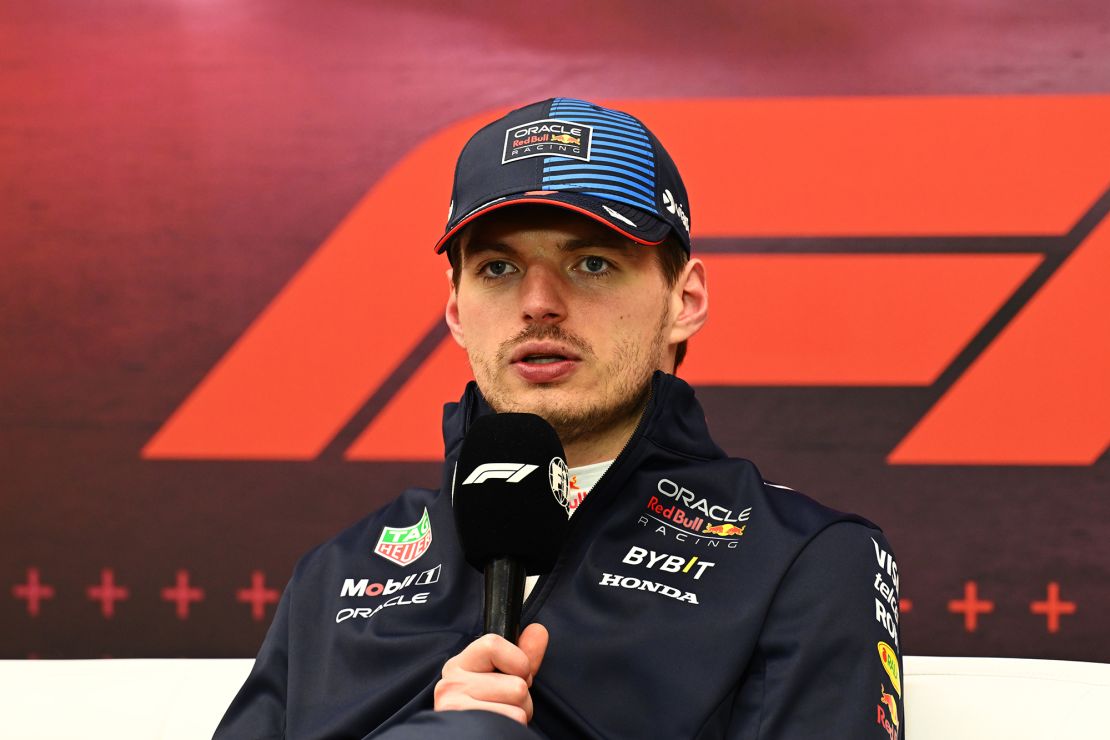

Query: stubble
[469,303,670,449]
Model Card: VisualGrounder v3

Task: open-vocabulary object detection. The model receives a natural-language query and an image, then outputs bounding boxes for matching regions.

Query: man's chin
[486,387,574,422]
[498,393,647,447]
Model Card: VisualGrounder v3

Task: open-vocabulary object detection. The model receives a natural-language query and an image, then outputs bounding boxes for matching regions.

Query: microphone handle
[483,557,526,642]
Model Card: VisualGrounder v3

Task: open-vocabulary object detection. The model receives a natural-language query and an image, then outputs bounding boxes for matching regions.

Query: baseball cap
[434,97,692,255]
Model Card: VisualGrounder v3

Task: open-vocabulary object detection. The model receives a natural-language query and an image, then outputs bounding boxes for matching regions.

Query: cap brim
[434,192,671,254]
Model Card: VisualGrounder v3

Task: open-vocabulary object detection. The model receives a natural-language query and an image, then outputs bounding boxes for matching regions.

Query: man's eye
[480,260,517,278]
[579,256,610,274]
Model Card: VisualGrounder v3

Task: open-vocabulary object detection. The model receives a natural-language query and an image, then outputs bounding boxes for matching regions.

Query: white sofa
[3,655,1108,738]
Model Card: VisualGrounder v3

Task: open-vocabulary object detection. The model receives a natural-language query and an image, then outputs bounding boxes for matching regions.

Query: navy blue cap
[435,98,692,255]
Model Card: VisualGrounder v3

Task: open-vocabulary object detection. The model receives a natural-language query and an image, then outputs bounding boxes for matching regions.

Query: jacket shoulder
[759,476,882,534]
[290,486,443,580]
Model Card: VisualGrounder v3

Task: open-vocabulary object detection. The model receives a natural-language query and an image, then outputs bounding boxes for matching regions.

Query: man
[216,98,905,739]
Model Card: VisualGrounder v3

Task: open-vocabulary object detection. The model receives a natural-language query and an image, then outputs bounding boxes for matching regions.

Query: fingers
[517,623,549,684]
[434,669,533,724]
[434,626,550,726]
[443,633,532,679]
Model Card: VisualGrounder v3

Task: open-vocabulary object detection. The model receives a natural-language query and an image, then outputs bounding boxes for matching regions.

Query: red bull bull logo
[876,684,900,740]
[703,523,746,536]
[550,133,581,145]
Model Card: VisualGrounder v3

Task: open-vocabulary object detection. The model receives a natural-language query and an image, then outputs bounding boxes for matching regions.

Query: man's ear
[445,267,466,348]
[667,258,708,345]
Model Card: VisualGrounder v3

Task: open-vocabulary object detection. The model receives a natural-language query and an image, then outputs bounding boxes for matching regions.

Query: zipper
[520,374,662,613]
[563,381,655,528]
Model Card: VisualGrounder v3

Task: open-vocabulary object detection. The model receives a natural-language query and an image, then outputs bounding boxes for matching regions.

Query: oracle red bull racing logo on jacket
[640,478,752,546]
[373,508,432,566]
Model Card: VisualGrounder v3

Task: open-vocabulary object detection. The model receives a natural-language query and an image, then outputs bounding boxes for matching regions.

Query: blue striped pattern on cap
[540,98,658,214]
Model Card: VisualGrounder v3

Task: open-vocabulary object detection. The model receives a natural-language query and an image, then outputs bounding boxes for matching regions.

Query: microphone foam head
[453,413,571,575]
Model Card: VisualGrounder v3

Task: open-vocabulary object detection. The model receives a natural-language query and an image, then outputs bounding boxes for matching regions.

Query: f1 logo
[461,464,539,485]
[143,96,1110,466]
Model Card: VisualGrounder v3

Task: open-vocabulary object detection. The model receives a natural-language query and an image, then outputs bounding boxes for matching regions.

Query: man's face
[446,206,680,448]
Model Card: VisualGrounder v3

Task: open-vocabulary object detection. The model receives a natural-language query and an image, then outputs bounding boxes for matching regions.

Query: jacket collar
[440,371,726,469]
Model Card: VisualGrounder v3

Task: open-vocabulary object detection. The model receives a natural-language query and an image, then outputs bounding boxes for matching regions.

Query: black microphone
[453,413,571,642]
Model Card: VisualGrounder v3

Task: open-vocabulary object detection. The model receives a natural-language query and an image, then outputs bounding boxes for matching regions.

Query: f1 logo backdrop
[4,8,1108,665]
[144,97,1110,466]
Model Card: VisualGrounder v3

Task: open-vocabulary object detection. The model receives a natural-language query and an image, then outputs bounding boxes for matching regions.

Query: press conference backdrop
[3,0,1108,661]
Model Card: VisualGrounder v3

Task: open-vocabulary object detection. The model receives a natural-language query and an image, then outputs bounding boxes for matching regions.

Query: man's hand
[434,623,549,725]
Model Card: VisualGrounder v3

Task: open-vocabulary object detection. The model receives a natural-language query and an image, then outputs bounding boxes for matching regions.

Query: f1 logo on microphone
[461,463,539,485]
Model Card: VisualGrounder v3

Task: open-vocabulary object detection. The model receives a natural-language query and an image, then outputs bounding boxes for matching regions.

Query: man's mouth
[509,342,582,382]
[510,342,581,365]
[521,354,569,365]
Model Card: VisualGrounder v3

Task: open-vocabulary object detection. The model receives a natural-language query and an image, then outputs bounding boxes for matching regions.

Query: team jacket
[216,372,905,740]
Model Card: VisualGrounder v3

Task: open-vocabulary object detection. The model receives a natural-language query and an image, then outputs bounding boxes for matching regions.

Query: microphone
[452,412,571,642]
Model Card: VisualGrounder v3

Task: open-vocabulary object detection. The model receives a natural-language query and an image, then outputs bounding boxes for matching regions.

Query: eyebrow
[463,234,636,260]
[563,235,636,252]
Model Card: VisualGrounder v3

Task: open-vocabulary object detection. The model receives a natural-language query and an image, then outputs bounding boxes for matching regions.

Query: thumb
[517,623,549,684]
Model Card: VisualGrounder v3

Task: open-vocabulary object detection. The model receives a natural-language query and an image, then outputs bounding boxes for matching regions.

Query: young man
[216,98,905,739]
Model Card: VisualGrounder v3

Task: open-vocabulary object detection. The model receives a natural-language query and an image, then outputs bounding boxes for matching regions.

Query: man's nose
[519,265,566,323]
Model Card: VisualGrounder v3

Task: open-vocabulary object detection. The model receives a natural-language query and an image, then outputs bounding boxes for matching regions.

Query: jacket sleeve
[212,584,291,740]
[726,521,905,740]
[367,710,546,740]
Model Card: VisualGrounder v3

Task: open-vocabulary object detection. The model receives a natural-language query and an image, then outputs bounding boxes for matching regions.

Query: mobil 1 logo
[335,564,442,624]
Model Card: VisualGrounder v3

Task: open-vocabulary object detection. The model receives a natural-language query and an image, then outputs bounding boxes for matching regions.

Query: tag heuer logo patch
[503,118,592,164]
[374,508,433,566]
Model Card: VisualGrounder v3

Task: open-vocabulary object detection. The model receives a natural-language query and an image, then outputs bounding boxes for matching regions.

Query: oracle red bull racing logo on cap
[373,508,433,566]
[503,119,593,163]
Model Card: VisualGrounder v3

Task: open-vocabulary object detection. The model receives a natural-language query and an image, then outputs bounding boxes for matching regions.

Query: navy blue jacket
[216,373,905,739]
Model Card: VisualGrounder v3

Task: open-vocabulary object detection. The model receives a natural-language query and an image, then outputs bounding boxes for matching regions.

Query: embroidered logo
[503,119,592,164]
[603,204,639,228]
[549,456,572,515]
[877,641,902,696]
[662,189,690,233]
[702,523,746,537]
[373,508,433,566]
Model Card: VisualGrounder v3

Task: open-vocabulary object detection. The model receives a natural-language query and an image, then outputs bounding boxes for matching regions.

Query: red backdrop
[3,0,1108,660]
